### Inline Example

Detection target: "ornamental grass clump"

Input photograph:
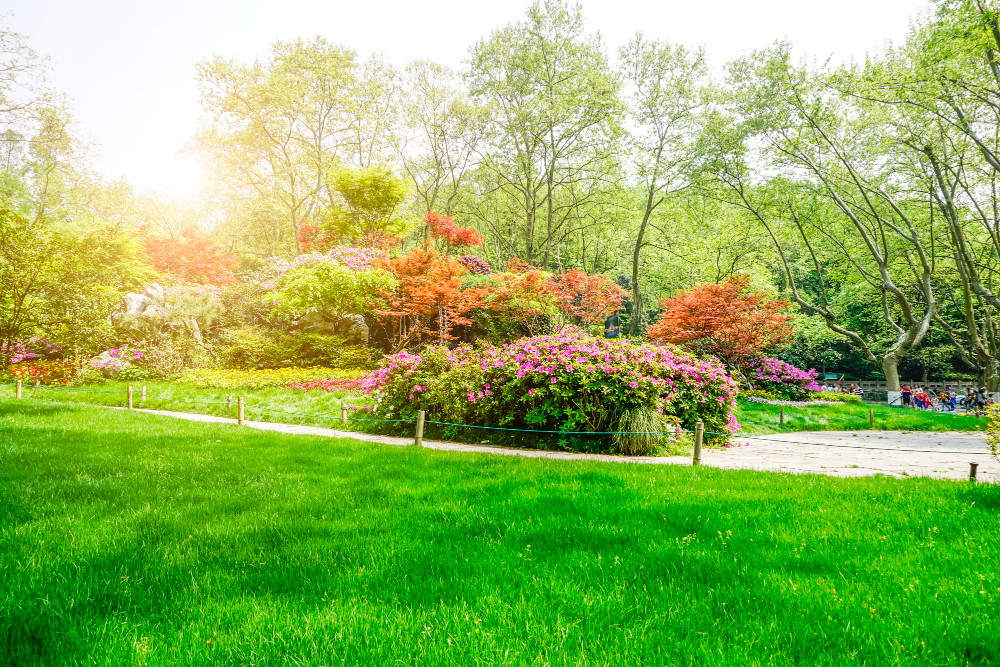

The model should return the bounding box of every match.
[362,330,738,454]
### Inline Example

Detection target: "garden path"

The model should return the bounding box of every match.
[122,408,998,482]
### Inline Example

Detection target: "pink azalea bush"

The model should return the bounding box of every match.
[361,330,739,451]
[276,247,381,278]
[745,356,821,400]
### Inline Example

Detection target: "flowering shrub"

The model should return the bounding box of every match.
[276,247,382,277]
[744,357,820,400]
[362,330,739,453]
[457,254,492,275]
[177,366,364,389]
[0,337,60,365]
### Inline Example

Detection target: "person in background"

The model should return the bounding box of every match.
[946,388,957,411]
[820,381,829,392]
[901,385,912,407]
[914,387,928,410]
[853,384,865,398]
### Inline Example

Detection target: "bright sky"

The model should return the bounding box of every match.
[9,0,929,197]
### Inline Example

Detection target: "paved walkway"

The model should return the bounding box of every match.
[124,408,997,482]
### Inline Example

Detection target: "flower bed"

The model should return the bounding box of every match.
[3,359,84,385]
[361,330,738,454]
[177,366,365,390]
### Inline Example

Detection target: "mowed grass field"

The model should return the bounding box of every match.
[4,381,990,441]
[1,398,999,665]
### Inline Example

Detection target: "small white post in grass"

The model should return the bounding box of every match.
[341,404,348,424]
[33,380,39,397]
[693,420,704,466]
[127,386,133,410]
[15,380,21,399]
[415,410,425,447]
[141,386,146,404]
[238,397,245,426]
[227,395,232,410]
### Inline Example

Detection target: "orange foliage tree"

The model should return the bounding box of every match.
[376,247,486,351]
[647,275,795,368]
[425,211,484,253]
[547,269,629,328]
[141,226,238,285]
[485,259,627,336]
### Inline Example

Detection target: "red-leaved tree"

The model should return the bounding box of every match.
[547,269,629,328]
[376,247,486,351]
[425,211,484,253]
[647,274,795,368]
[141,226,238,285]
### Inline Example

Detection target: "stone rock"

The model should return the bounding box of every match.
[141,304,160,318]
[88,351,128,378]
[184,318,203,344]
[296,311,369,344]
[146,283,164,301]
[342,314,369,345]
[123,292,150,316]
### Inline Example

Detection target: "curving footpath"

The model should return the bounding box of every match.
[119,407,997,482]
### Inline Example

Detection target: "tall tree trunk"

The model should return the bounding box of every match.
[882,353,901,393]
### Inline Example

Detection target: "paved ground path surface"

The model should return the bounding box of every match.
[125,407,998,482]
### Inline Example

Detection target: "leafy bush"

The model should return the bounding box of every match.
[217,326,373,370]
[177,366,364,389]
[361,330,738,454]
[745,357,820,400]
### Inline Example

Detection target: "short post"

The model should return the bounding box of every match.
[693,420,704,466]
[415,409,425,447]
[341,404,348,424]
[779,407,784,425]
[227,395,232,410]
[970,462,979,482]
[127,386,133,410]
[15,380,21,399]
[141,386,146,404]
[33,380,39,397]
[869,408,874,429]
[238,397,245,426]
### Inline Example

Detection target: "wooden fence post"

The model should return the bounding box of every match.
[15,380,21,399]
[779,407,784,425]
[127,386,133,410]
[869,408,874,429]
[33,380,39,397]
[238,397,245,426]
[415,410,425,447]
[141,386,146,404]
[341,404,348,424]
[693,421,704,466]
[227,395,232,410]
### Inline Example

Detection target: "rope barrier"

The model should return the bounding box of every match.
[425,420,680,434]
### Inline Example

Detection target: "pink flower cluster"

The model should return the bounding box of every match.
[277,247,381,277]
[290,377,367,392]
[0,337,59,365]
[362,330,740,435]
[746,356,821,399]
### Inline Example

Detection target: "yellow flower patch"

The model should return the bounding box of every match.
[177,366,365,389]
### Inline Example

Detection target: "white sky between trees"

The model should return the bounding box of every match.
[10,0,928,198]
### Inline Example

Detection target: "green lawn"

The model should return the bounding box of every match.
[736,399,988,436]
[6,380,989,442]
[1,397,999,665]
